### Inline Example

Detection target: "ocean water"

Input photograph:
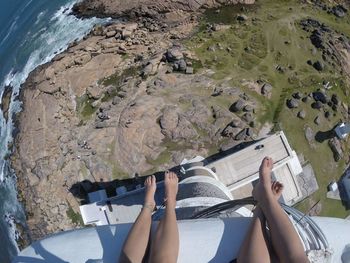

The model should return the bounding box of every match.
[0,1,107,262]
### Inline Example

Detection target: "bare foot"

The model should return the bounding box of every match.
[164,171,178,209]
[271,181,284,201]
[253,157,274,204]
[144,175,156,210]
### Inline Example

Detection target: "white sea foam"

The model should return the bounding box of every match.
[0,1,110,260]
[0,2,108,178]
[0,0,108,187]
[34,10,47,25]
[0,18,19,48]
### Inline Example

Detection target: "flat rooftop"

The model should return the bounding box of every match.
[206,131,303,205]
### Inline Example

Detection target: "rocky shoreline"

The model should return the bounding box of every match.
[11,0,257,243]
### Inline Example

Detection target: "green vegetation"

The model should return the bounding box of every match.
[76,94,97,121]
[101,66,140,87]
[66,202,84,226]
[185,0,350,217]
[106,139,129,180]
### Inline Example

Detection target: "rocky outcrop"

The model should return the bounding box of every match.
[72,0,255,20]
[12,7,262,240]
[1,85,12,122]
[300,18,350,83]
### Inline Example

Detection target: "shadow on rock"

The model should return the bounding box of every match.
[69,167,181,204]
[315,128,336,143]
[69,138,261,206]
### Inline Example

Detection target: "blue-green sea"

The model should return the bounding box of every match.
[0,1,106,262]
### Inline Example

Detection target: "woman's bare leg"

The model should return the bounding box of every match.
[119,175,156,263]
[237,206,271,263]
[150,171,179,263]
[237,180,283,263]
[254,157,309,263]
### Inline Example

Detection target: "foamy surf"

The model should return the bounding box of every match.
[0,0,109,261]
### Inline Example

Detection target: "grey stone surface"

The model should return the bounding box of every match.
[296,164,319,199]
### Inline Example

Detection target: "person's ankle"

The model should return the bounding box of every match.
[259,192,277,208]
[165,198,176,209]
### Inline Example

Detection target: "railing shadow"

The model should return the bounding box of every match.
[69,140,260,205]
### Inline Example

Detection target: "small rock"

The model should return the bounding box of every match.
[297,110,306,119]
[314,116,321,125]
[74,53,92,65]
[175,60,187,72]
[292,92,302,100]
[324,111,330,118]
[329,137,343,161]
[50,206,59,215]
[302,96,309,103]
[313,91,327,104]
[305,126,314,144]
[112,96,122,105]
[331,5,347,18]
[313,60,324,71]
[242,112,254,123]
[331,94,339,106]
[311,101,323,109]
[106,30,116,37]
[230,119,244,128]
[286,98,299,109]
[237,14,248,21]
[185,67,194,74]
[166,48,183,62]
[87,86,104,100]
[243,105,254,112]
[95,121,108,129]
[122,29,132,40]
[207,45,216,52]
[230,99,245,112]
[246,127,253,137]
[222,125,241,138]
[261,83,273,96]
[235,129,247,140]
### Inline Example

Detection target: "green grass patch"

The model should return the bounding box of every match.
[185,0,350,217]
[66,202,84,226]
[101,66,141,87]
[76,94,97,121]
[146,151,172,167]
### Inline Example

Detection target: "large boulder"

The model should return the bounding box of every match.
[305,126,314,145]
[286,98,299,109]
[297,110,306,119]
[74,52,92,65]
[166,48,184,62]
[261,83,273,96]
[160,106,197,141]
[313,60,324,71]
[331,5,347,18]
[87,85,104,100]
[313,91,327,104]
[311,101,323,109]
[230,99,245,112]
[329,138,343,161]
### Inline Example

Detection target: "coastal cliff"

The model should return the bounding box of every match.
[11,0,350,243]
[12,0,257,240]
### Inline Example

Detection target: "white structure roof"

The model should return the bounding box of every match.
[205,131,303,205]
